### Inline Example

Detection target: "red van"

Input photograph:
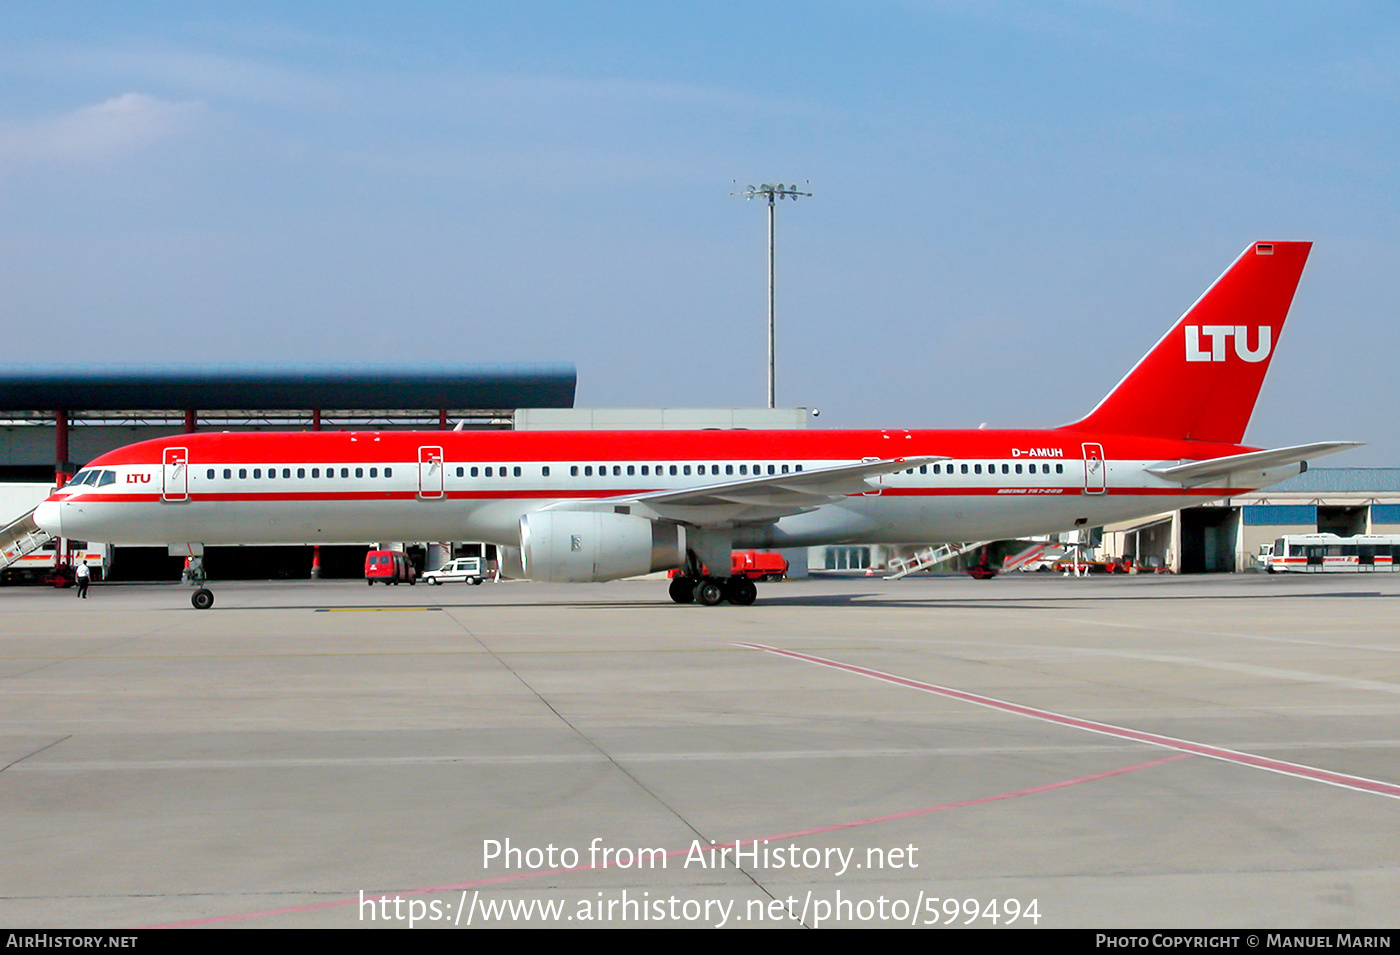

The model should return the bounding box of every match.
[365,550,416,586]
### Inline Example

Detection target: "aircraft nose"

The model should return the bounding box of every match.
[33,500,62,537]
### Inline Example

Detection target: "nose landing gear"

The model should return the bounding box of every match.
[183,554,215,609]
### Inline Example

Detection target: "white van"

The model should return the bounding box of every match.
[421,557,485,585]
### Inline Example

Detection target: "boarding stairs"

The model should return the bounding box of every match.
[1,509,53,571]
[1000,537,1073,573]
[885,541,990,579]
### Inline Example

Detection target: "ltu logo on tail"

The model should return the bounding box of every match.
[1185,325,1272,363]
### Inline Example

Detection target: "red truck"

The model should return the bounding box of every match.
[668,550,788,582]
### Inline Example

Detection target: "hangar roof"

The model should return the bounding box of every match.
[1265,468,1400,493]
[0,364,576,411]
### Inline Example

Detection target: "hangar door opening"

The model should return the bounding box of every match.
[1318,506,1366,538]
[1179,506,1240,574]
[1122,518,1172,572]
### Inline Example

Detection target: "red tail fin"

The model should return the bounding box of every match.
[1062,241,1310,444]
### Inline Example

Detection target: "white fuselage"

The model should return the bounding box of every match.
[36,436,1262,551]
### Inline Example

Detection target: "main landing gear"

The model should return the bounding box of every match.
[668,575,758,607]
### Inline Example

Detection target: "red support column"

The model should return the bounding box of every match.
[54,409,72,574]
[184,409,197,433]
[54,409,70,488]
[312,408,322,432]
[439,407,447,430]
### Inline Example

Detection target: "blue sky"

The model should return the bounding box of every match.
[1,2,1396,462]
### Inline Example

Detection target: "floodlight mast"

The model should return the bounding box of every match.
[733,182,811,409]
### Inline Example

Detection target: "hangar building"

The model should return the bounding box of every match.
[1103,468,1400,573]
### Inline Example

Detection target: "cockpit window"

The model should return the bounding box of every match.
[69,469,118,487]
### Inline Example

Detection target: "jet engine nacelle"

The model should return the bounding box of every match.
[520,511,686,583]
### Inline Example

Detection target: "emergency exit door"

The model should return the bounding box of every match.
[1082,443,1106,495]
[418,446,444,499]
[162,447,188,502]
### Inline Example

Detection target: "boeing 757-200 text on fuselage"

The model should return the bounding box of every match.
[36,241,1358,608]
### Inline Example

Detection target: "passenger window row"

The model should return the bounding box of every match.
[456,466,525,478]
[204,467,394,480]
[568,463,802,478]
[195,461,1066,483]
[902,463,1066,476]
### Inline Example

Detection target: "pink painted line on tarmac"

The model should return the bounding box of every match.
[143,754,1185,928]
[744,751,1190,842]
[734,642,1400,801]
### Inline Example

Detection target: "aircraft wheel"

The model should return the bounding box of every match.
[693,578,725,606]
[725,576,757,606]
[191,588,215,610]
[668,576,694,604]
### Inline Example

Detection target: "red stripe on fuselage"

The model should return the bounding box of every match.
[81,428,1255,469]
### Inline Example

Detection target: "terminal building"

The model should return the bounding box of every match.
[0,364,807,581]
[0,363,574,580]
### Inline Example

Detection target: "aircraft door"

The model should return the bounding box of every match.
[162,447,189,502]
[418,446,445,499]
[1081,443,1106,495]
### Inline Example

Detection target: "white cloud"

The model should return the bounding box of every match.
[0,93,205,164]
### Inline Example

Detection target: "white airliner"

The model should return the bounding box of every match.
[35,241,1357,608]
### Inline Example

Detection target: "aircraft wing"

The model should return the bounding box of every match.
[1146,441,1362,486]
[541,455,948,525]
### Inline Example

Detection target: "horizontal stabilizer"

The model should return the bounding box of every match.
[1147,442,1362,485]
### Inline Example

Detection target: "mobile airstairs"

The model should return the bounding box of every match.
[1,508,53,571]
[884,535,1077,579]
[884,541,992,579]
